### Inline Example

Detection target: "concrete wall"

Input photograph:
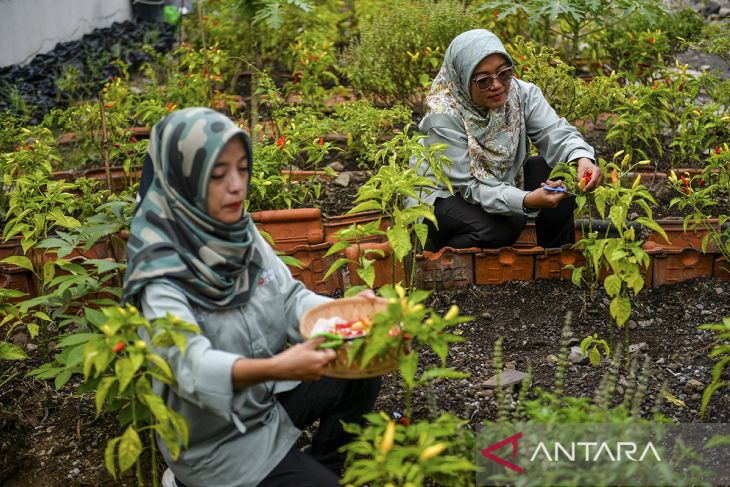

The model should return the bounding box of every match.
[0,0,132,67]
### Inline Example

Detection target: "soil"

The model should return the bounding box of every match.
[2,277,728,486]
[374,276,730,427]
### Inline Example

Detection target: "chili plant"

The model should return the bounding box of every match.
[348,127,452,289]
[668,144,730,264]
[341,284,476,486]
[39,305,200,485]
[699,316,730,418]
[322,220,387,293]
[553,152,668,359]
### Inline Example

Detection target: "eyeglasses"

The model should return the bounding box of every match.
[472,66,514,90]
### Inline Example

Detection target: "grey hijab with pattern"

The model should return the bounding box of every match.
[123,107,262,310]
[420,29,524,182]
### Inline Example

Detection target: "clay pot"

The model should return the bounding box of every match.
[251,208,324,251]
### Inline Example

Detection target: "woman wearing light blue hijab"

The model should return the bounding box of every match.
[414,29,603,250]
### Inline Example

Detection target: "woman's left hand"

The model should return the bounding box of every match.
[576,158,603,192]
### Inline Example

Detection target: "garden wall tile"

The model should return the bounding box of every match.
[283,242,342,295]
[414,247,476,290]
[252,208,324,251]
[648,248,715,286]
[714,256,730,280]
[474,247,541,285]
[535,245,585,280]
[647,219,719,251]
[0,265,37,301]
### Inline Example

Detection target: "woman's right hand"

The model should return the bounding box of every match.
[271,337,337,381]
[523,180,567,209]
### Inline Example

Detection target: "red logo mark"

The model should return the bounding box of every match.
[481,432,523,473]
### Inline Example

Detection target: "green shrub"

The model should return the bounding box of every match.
[340,0,479,104]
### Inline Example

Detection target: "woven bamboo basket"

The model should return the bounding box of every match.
[300,296,401,379]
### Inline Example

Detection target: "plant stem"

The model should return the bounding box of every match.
[97,92,112,193]
[196,2,214,106]
[151,428,158,487]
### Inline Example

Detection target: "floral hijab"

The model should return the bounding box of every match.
[420,29,524,182]
[123,108,262,310]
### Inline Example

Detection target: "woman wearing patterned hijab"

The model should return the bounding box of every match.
[123,108,380,487]
[413,29,603,250]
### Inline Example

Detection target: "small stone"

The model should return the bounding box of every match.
[656,357,665,365]
[546,354,559,364]
[701,310,713,316]
[716,288,724,295]
[691,393,701,401]
[567,337,581,347]
[482,369,529,389]
[628,342,647,353]
[333,172,351,187]
[481,312,492,320]
[629,320,638,330]
[327,161,345,172]
[27,343,38,351]
[505,361,516,369]
[684,379,704,393]
[568,346,588,365]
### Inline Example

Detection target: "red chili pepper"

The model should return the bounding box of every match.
[113,342,126,353]
[698,179,705,187]
[400,417,409,426]
[652,80,659,90]
[716,147,722,155]
[276,134,286,150]
[318,136,325,146]
[679,80,685,92]
[648,37,656,44]
[202,68,207,77]
[664,79,671,87]
[130,136,138,143]
[114,143,120,149]
[680,175,689,186]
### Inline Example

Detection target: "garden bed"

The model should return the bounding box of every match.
[2,276,728,485]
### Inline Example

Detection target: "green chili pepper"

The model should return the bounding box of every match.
[312,332,344,349]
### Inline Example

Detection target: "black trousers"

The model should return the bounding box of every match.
[258,376,381,486]
[174,376,380,487]
[426,156,576,250]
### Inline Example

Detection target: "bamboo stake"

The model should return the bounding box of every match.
[196,1,214,105]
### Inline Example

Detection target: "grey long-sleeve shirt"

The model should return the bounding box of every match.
[139,228,330,487]
[413,79,595,215]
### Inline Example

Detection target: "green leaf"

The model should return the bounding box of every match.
[604,274,621,297]
[588,346,600,367]
[57,332,98,348]
[105,437,121,479]
[386,226,411,262]
[323,258,350,281]
[356,264,376,289]
[85,308,107,329]
[0,256,33,271]
[0,341,28,360]
[117,426,142,474]
[115,357,135,393]
[610,296,631,326]
[399,350,418,389]
[27,323,39,339]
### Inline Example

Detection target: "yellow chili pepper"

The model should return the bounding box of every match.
[669,170,678,183]
[420,443,447,461]
[444,305,459,321]
[632,174,641,189]
[380,421,396,454]
[135,340,147,350]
